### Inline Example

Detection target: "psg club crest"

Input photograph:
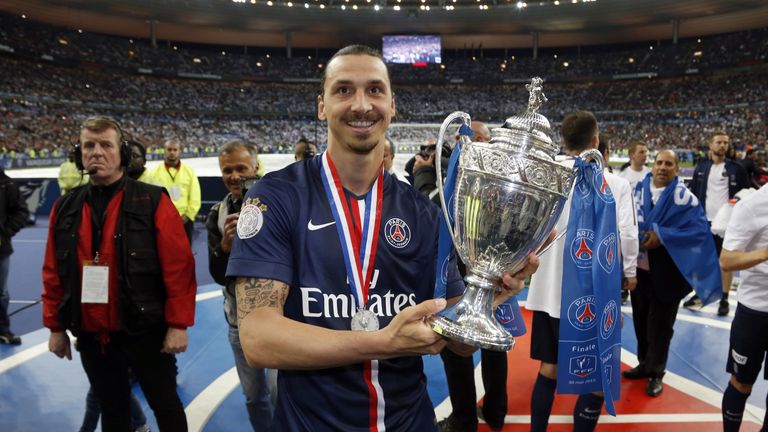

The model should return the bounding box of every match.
[385,218,411,249]
[570,229,595,269]
[594,171,615,204]
[596,233,617,273]
[496,302,515,325]
[567,295,597,331]
[600,300,618,340]
[569,355,597,378]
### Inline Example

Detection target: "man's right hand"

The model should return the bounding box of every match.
[49,331,72,360]
[221,212,240,253]
[381,298,447,356]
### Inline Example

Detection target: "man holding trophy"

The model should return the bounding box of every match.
[226,45,540,431]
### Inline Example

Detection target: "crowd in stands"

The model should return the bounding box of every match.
[2,13,767,82]
[0,12,765,166]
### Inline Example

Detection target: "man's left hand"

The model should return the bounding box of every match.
[494,253,541,307]
[161,328,189,354]
[624,276,638,291]
[642,231,661,250]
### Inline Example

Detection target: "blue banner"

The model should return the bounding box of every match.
[434,139,463,300]
[634,174,721,305]
[557,158,622,415]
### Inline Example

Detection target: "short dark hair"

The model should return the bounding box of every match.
[598,134,610,157]
[561,110,597,152]
[320,45,390,97]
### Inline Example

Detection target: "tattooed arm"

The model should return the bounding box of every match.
[235,277,451,370]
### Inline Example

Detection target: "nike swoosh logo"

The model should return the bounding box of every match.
[307,220,336,231]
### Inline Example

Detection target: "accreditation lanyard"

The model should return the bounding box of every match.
[319,152,384,311]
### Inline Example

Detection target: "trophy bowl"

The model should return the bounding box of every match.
[431,78,596,351]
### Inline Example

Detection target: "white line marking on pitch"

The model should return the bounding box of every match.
[0,289,223,375]
[186,367,240,432]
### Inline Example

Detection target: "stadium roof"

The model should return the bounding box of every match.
[2,0,767,49]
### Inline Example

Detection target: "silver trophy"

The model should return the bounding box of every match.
[431,77,603,351]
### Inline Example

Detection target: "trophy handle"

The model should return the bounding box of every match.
[435,111,472,251]
[536,148,606,257]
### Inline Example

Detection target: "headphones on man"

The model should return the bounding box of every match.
[73,116,132,171]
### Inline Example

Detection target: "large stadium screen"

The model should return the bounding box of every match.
[382,35,441,65]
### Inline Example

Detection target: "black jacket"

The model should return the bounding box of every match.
[0,170,29,257]
[690,159,750,211]
[52,178,167,335]
[206,193,242,327]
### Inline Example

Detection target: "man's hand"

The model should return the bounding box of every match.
[382,298,448,356]
[49,331,72,360]
[413,153,435,172]
[494,252,541,307]
[624,276,638,291]
[642,231,661,250]
[161,328,189,354]
[221,213,240,253]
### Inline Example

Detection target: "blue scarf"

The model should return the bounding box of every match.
[434,125,526,337]
[558,158,622,415]
[634,174,721,305]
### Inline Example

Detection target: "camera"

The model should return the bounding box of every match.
[418,142,452,159]
[240,176,260,197]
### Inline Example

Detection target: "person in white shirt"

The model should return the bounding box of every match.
[619,141,651,190]
[527,110,613,432]
[618,141,651,190]
[686,131,750,315]
[599,137,639,305]
[719,183,768,432]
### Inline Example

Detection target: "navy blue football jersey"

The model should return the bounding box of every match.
[227,156,465,431]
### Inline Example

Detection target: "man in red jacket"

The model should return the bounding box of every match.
[41,116,196,432]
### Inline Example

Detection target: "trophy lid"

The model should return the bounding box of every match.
[501,77,555,150]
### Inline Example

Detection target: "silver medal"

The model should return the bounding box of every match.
[351,308,379,332]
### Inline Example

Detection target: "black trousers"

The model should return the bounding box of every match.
[629,269,681,379]
[440,348,508,428]
[78,330,187,432]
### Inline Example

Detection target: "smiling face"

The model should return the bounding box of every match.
[652,149,679,188]
[80,127,124,186]
[219,147,257,199]
[317,54,396,156]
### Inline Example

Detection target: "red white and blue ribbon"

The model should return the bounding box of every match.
[319,151,386,430]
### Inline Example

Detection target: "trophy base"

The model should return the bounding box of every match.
[431,279,514,352]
